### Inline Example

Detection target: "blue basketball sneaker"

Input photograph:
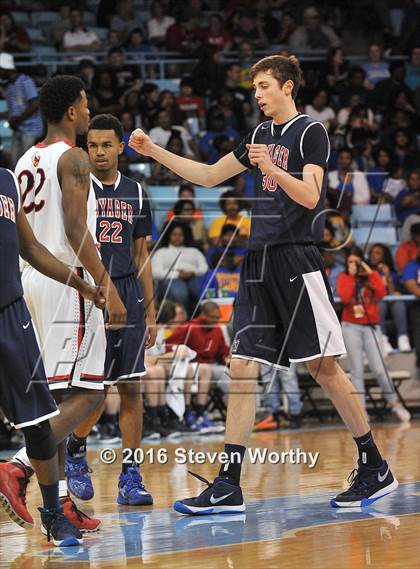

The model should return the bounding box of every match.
[330,460,398,507]
[39,507,83,547]
[117,467,153,506]
[65,448,94,501]
[173,471,245,515]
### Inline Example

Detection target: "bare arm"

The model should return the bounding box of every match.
[18,208,105,308]
[133,236,156,348]
[404,279,420,298]
[129,129,246,187]
[246,143,323,209]
[58,147,127,328]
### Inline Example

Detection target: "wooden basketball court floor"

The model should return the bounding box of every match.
[0,421,419,569]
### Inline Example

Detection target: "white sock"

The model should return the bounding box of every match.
[11,447,32,470]
[58,479,68,499]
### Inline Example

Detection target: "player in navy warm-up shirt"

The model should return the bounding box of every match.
[65,114,156,507]
[0,166,104,544]
[128,55,397,513]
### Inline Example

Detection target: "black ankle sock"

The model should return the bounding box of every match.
[218,444,246,485]
[354,431,383,468]
[39,481,60,511]
[122,450,139,474]
[157,405,167,419]
[103,413,117,425]
[67,433,87,457]
[146,406,158,419]
[194,404,206,417]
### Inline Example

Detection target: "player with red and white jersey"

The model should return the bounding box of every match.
[8,75,127,534]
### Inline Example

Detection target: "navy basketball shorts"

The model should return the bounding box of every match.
[0,297,59,429]
[104,274,148,385]
[231,243,346,369]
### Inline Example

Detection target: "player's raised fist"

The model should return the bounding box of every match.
[128,129,154,157]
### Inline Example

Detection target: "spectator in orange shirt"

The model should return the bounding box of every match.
[208,190,251,246]
[395,222,420,273]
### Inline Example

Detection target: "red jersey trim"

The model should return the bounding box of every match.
[35,138,75,148]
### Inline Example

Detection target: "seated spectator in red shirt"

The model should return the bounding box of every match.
[0,12,31,53]
[167,301,229,431]
[175,77,205,120]
[166,13,202,53]
[396,222,420,273]
[201,15,231,50]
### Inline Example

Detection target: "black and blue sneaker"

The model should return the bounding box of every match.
[330,460,398,508]
[39,507,83,546]
[65,447,94,501]
[173,471,245,515]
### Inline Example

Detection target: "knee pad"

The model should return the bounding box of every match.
[22,421,57,461]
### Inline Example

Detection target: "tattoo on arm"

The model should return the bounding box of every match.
[68,151,90,192]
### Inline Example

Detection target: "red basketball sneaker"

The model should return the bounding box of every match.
[60,495,101,532]
[0,461,33,528]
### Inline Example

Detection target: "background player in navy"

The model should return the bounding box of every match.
[0,167,105,545]
[65,114,156,506]
[129,55,397,513]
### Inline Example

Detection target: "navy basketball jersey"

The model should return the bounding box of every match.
[92,172,152,278]
[233,114,330,249]
[0,168,23,309]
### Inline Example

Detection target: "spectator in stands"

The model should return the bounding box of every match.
[206,223,246,266]
[289,6,340,51]
[167,301,229,432]
[139,82,160,130]
[336,93,372,134]
[391,128,418,172]
[222,63,252,112]
[304,89,336,131]
[0,53,43,167]
[208,190,251,246]
[110,0,145,41]
[171,199,208,250]
[90,69,122,115]
[147,1,175,48]
[238,40,254,89]
[318,240,345,295]
[199,109,239,164]
[125,27,153,54]
[62,8,102,53]
[396,222,420,273]
[152,221,208,308]
[372,61,412,114]
[107,30,122,49]
[254,364,302,430]
[401,242,420,376]
[158,90,186,128]
[405,46,420,92]
[165,12,202,53]
[369,243,411,353]
[149,109,194,158]
[201,232,243,299]
[106,47,142,91]
[277,11,297,45]
[367,147,392,201]
[215,90,240,131]
[32,64,48,90]
[175,77,205,121]
[120,111,141,162]
[255,0,281,44]
[50,5,72,47]
[173,302,188,326]
[337,247,410,422]
[77,58,96,91]
[328,148,370,216]
[362,44,390,89]
[191,46,225,98]
[339,66,369,107]
[166,182,203,221]
[0,12,31,53]
[324,47,350,92]
[231,11,268,50]
[151,133,186,184]
[395,168,420,242]
[201,14,231,50]
[381,163,405,203]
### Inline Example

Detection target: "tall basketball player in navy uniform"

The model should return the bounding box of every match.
[65,114,156,506]
[0,167,105,545]
[129,55,398,513]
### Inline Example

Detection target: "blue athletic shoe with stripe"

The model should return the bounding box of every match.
[330,460,398,508]
[173,471,245,515]
[65,448,94,501]
[39,507,83,547]
[117,467,153,506]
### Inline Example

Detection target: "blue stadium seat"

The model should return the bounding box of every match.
[128,162,152,178]
[193,186,233,202]
[351,226,398,246]
[0,101,7,114]
[33,45,57,56]
[0,121,13,149]
[351,204,395,227]
[11,11,30,25]
[31,11,56,29]
[147,185,178,205]
[27,28,46,43]
[153,79,181,94]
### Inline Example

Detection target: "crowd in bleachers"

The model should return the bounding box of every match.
[0,0,419,447]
